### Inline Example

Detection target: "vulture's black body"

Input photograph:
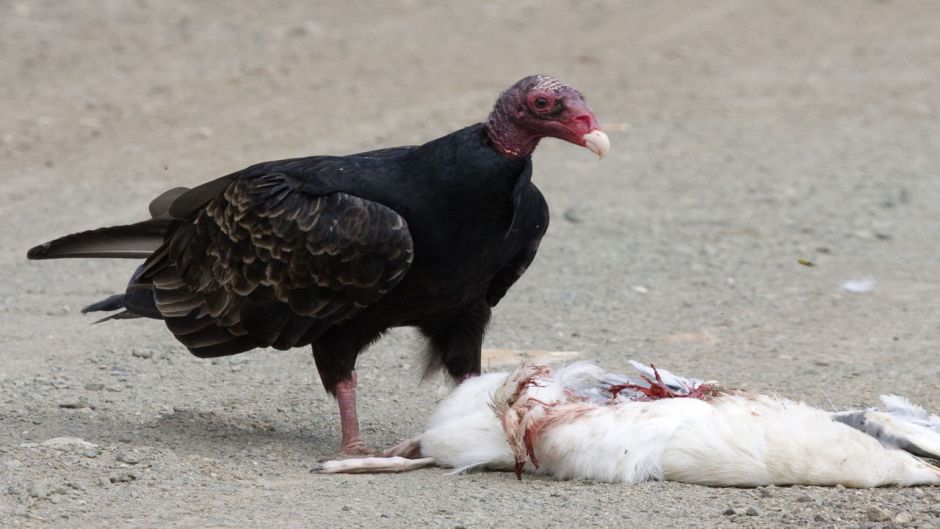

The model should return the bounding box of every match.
[28,123,549,392]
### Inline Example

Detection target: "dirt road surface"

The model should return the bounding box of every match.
[2,1,939,527]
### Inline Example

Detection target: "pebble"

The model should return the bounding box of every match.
[745,507,760,517]
[894,511,913,524]
[82,448,100,458]
[562,207,584,224]
[116,451,141,465]
[67,479,89,491]
[132,349,154,359]
[109,471,138,483]
[84,383,105,391]
[58,399,94,410]
[867,506,893,522]
[29,479,56,499]
[40,437,97,451]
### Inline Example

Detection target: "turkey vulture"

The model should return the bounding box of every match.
[320,360,940,487]
[27,75,609,454]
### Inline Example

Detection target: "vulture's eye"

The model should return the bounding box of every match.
[534,97,549,109]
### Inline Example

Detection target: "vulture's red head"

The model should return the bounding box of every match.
[487,75,609,160]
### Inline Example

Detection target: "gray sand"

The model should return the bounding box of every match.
[2,1,939,527]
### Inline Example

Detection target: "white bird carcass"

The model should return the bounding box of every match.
[320,361,940,488]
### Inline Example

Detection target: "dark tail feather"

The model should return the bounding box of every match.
[80,264,164,323]
[27,218,172,260]
[82,294,126,313]
[82,293,146,323]
[91,311,141,324]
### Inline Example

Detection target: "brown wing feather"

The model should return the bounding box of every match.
[145,172,413,355]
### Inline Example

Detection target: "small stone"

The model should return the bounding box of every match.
[58,399,93,410]
[116,451,141,465]
[40,437,97,451]
[97,476,111,487]
[67,480,88,491]
[82,449,100,458]
[814,514,827,522]
[132,349,153,359]
[29,479,55,499]
[109,472,138,483]
[795,494,813,503]
[722,508,737,516]
[745,507,760,516]
[562,207,584,224]
[894,512,913,524]
[867,506,893,522]
[84,383,105,391]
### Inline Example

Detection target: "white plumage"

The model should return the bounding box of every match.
[320,361,940,488]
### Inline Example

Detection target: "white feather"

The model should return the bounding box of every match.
[419,373,514,471]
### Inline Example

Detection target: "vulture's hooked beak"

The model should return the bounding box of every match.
[563,98,610,160]
[582,130,610,160]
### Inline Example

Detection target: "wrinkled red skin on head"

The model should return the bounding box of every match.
[486,75,601,159]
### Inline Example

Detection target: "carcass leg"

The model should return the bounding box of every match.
[317,456,436,474]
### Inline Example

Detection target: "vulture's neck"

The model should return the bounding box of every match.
[485,106,538,160]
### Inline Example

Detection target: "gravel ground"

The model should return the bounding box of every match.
[2,1,939,527]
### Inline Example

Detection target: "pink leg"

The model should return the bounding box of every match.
[336,371,372,455]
